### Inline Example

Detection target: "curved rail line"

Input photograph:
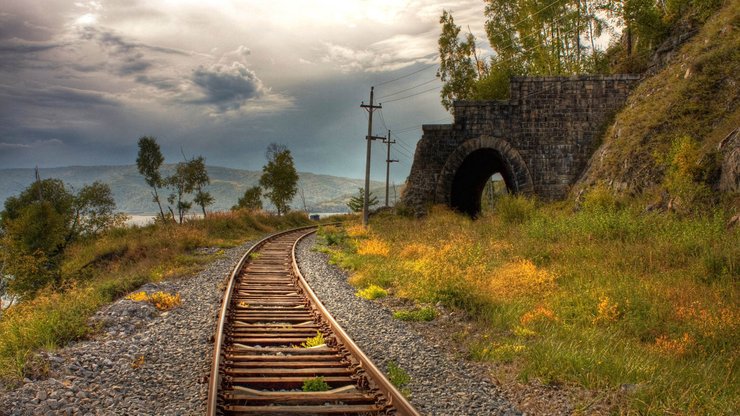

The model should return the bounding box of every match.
[207,226,421,415]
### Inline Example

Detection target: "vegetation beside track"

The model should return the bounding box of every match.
[318,197,738,415]
[0,210,312,386]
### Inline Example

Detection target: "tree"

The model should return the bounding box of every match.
[259,143,299,216]
[438,10,480,111]
[437,1,621,106]
[166,161,195,224]
[136,136,167,222]
[187,156,214,217]
[74,181,126,236]
[232,186,263,211]
[0,177,122,298]
[347,188,378,213]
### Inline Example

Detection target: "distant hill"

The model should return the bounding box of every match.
[0,165,389,214]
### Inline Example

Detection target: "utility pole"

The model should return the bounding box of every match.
[383,130,398,207]
[360,87,382,226]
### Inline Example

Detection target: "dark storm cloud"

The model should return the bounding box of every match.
[0,38,61,53]
[0,84,119,108]
[75,26,188,78]
[90,28,188,57]
[0,38,65,71]
[134,74,180,92]
[116,53,152,75]
[190,63,266,111]
[0,12,55,41]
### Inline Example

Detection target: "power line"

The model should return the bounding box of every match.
[377,109,390,132]
[392,116,453,134]
[377,77,439,100]
[372,58,438,87]
[381,85,440,104]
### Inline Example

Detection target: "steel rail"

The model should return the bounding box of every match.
[206,225,317,415]
[292,229,421,416]
[206,224,422,415]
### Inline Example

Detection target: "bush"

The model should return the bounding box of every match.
[356,284,388,300]
[494,195,536,224]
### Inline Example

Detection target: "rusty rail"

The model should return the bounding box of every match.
[206,225,421,415]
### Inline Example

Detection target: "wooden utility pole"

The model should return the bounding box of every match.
[383,130,398,207]
[360,87,382,226]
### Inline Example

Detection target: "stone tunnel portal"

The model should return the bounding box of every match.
[450,148,514,217]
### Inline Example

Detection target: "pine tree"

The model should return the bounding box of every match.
[347,188,378,213]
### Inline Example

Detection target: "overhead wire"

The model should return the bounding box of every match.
[376,77,439,100]
[372,57,438,87]
[380,85,441,104]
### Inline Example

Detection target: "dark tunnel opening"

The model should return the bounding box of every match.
[450,148,514,217]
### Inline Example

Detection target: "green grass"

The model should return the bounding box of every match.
[387,360,411,397]
[0,210,312,386]
[393,306,437,322]
[319,199,739,414]
[302,376,331,392]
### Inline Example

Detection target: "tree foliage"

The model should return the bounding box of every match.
[232,186,263,211]
[136,136,213,223]
[166,161,195,224]
[187,156,214,217]
[259,143,299,216]
[0,178,122,298]
[438,1,726,107]
[438,10,481,110]
[136,136,166,221]
[347,188,379,213]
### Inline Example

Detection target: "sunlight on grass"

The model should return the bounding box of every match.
[320,198,739,414]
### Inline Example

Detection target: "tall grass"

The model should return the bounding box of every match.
[322,198,739,414]
[0,210,311,385]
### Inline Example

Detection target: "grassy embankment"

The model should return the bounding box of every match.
[313,6,740,413]
[0,210,312,385]
[319,197,738,414]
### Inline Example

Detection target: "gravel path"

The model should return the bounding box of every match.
[296,234,520,416]
[0,242,254,416]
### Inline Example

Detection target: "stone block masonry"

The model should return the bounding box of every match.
[402,74,641,216]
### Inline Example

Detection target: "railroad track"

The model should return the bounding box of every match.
[207,226,421,416]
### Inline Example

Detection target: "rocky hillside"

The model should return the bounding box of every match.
[0,165,386,214]
[577,3,739,200]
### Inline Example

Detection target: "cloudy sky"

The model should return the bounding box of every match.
[0,0,490,182]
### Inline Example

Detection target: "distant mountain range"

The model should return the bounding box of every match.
[0,165,395,214]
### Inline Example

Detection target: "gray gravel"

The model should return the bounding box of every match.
[0,241,254,416]
[1,232,521,416]
[296,234,520,416]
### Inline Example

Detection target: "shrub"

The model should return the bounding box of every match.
[126,291,182,311]
[494,195,536,224]
[582,182,621,212]
[356,284,388,300]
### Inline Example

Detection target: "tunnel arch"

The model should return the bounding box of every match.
[435,136,533,217]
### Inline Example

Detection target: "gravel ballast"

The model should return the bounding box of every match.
[295,234,520,416]
[1,231,521,416]
[0,242,255,416]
